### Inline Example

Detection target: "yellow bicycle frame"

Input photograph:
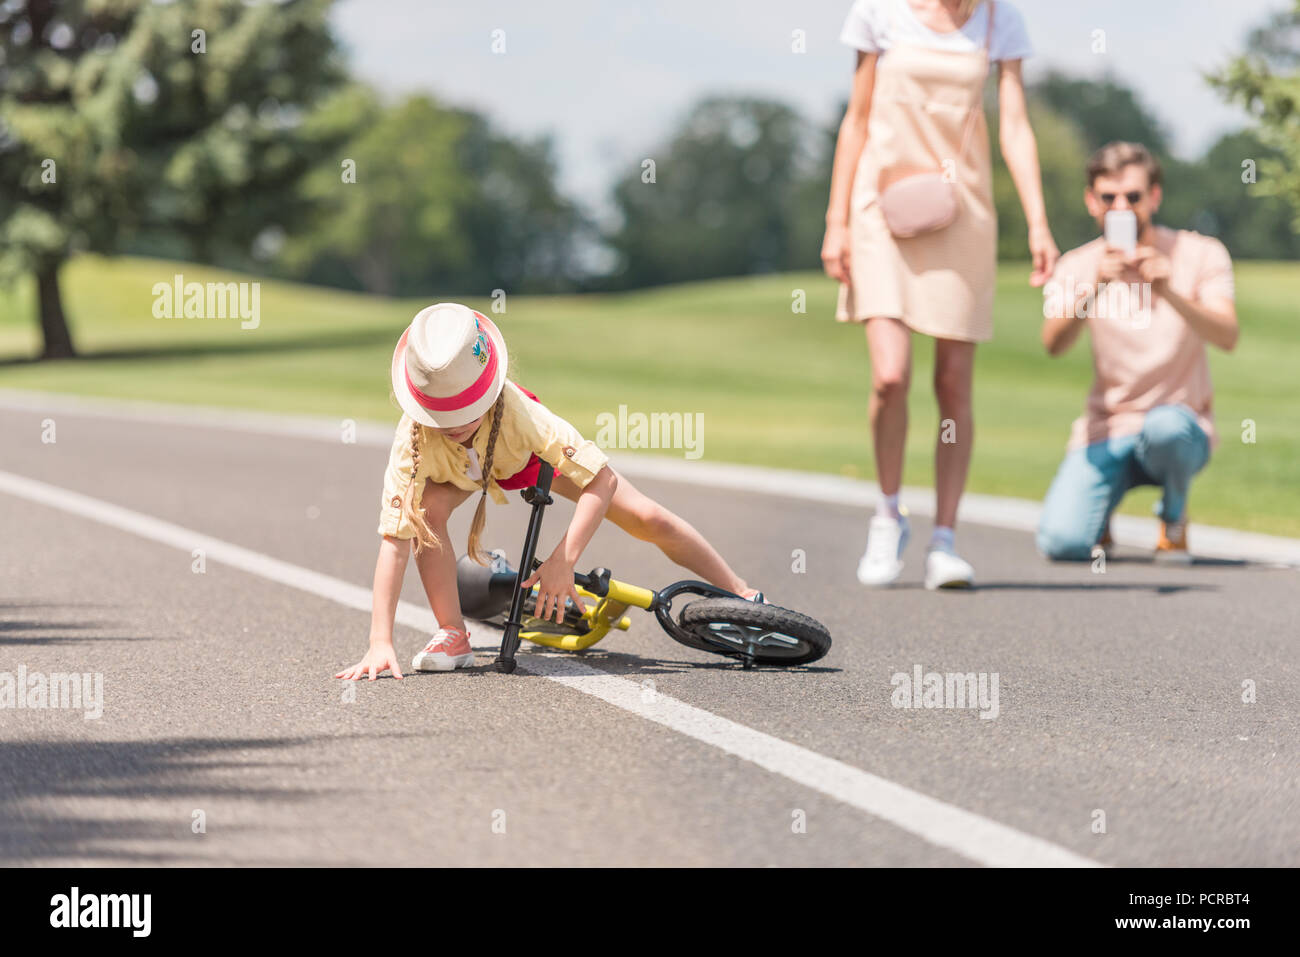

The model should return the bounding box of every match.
[518,577,657,651]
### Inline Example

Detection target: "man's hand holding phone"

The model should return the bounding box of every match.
[1132,246,1172,295]
[1097,245,1130,284]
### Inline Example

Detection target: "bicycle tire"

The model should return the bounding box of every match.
[676,598,831,666]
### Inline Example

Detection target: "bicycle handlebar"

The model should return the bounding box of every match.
[529,557,612,597]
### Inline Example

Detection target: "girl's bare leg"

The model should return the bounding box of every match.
[552,470,751,594]
[411,481,475,631]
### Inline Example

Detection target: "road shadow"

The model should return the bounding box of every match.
[521,647,841,677]
[443,608,843,676]
[970,581,1217,595]
[0,327,394,368]
[1095,553,1253,568]
[0,735,339,865]
[884,580,1217,594]
[0,608,167,647]
[380,643,840,678]
[0,601,124,610]
[0,634,159,646]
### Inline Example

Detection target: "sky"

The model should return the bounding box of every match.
[331,0,1287,219]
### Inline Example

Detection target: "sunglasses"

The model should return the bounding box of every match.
[1098,191,1145,207]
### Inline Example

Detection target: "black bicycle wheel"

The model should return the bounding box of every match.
[676,598,831,666]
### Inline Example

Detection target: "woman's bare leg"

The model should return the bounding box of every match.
[411,481,475,631]
[933,338,976,529]
[865,317,912,496]
[552,470,751,594]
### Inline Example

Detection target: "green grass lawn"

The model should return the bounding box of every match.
[1,255,1296,535]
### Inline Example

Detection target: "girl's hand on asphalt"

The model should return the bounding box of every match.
[522,559,586,624]
[821,221,851,283]
[1028,223,1060,288]
[335,645,404,681]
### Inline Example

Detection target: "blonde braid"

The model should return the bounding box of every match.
[401,420,441,555]
[466,393,507,565]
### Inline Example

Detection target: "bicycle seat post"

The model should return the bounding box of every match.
[495,466,555,673]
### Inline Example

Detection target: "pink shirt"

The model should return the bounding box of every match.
[1046,226,1235,452]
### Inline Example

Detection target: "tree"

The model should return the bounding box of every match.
[998,74,1297,260]
[605,97,818,289]
[281,90,475,297]
[0,0,346,358]
[1006,71,1176,256]
[1208,0,1300,232]
[282,92,586,297]
[455,112,588,295]
[1195,130,1300,259]
[1030,71,1171,156]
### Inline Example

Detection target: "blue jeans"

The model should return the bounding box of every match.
[1037,405,1210,561]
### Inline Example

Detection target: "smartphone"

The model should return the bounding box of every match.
[1104,209,1137,254]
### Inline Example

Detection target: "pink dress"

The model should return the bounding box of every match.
[836,2,998,342]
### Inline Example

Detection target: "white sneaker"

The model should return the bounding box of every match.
[924,545,974,590]
[411,627,475,672]
[857,510,910,587]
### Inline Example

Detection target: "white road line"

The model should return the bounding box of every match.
[530,654,1099,867]
[0,467,1100,868]
[0,469,437,633]
[3,387,1297,565]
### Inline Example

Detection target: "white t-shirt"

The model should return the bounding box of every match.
[840,0,1033,62]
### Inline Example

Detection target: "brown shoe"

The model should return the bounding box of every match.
[1154,517,1192,564]
[1097,522,1114,550]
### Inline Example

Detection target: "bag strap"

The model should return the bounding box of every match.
[954,0,995,164]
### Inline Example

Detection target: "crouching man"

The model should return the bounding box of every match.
[1038,142,1238,563]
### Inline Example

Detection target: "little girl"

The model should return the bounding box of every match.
[336,302,764,679]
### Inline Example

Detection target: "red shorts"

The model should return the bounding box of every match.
[495,386,561,491]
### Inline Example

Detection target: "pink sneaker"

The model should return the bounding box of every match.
[411,627,475,672]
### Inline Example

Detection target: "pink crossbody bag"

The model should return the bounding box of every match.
[877,0,995,239]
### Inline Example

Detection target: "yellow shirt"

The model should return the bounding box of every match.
[378,380,610,538]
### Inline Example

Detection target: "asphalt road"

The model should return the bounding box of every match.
[0,401,1296,866]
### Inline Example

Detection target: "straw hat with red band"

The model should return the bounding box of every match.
[390,303,509,428]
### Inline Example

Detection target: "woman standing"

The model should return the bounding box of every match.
[823,0,1057,589]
